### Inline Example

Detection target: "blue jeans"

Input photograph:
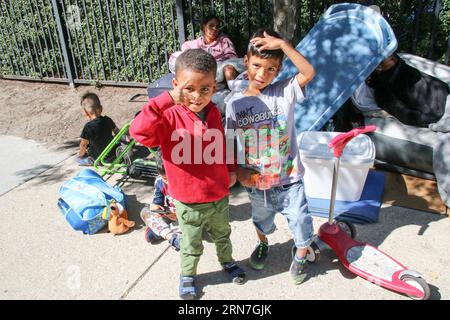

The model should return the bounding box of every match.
[245,180,314,248]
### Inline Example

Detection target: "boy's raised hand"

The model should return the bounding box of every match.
[250,31,316,88]
[250,31,286,51]
[169,78,191,105]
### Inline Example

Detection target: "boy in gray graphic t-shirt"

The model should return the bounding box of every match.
[225,28,316,285]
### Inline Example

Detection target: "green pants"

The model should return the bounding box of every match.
[174,196,233,276]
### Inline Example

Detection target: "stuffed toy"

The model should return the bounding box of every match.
[106,201,135,235]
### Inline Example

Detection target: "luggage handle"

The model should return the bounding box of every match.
[328,125,377,158]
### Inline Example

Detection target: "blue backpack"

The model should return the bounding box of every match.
[57,168,126,234]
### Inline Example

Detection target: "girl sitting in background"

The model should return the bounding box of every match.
[169,14,244,88]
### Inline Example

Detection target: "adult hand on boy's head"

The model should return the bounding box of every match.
[250,31,286,51]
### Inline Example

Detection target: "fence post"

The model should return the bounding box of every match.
[427,0,442,60]
[51,0,75,87]
[446,35,450,65]
[175,0,186,48]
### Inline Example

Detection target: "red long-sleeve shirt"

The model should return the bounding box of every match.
[130,91,233,203]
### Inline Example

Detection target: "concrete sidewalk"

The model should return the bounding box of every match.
[0,153,449,300]
[0,135,72,196]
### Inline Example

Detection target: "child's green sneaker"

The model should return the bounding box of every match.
[222,261,247,284]
[290,247,308,285]
[249,241,269,270]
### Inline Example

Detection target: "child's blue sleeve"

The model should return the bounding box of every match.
[152,178,165,206]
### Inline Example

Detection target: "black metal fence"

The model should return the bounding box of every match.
[0,0,449,87]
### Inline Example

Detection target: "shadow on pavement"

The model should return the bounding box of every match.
[193,239,356,299]
[21,163,78,187]
[124,194,147,230]
[52,139,79,152]
[229,202,252,222]
[194,203,447,300]
[353,206,447,248]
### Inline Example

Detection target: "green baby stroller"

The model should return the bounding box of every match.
[93,121,159,180]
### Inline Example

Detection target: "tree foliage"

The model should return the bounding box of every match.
[294,0,450,62]
[0,0,448,84]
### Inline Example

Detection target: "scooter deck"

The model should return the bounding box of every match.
[274,3,397,133]
[346,244,404,281]
[318,224,426,298]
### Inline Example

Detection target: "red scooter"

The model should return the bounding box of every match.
[305,126,430,300]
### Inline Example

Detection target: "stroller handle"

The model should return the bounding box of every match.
[328,125,377,158]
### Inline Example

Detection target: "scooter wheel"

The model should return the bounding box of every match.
[306,242,321,263]
[336,219,357,239]
[400,274,431,300]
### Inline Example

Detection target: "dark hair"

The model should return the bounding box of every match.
[155,152,165,176]
[175,48,217,77]
[201,14,220,28]
[80,92,102,114]
[247,28,284,63]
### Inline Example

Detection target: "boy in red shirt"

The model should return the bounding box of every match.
[130,49,245,300]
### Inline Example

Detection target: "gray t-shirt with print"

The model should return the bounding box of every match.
[225,76,306,186]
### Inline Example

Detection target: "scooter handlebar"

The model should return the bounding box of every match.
[328,125,377,158]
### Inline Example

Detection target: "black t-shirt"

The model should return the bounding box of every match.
[368,54,449,127]
[80,116,117,160]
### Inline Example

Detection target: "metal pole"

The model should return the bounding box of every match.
[89,0,106,80]
[187,0,194,39]
[130,0,145,81]
[139,0,153,81]
[81,0,99,80]
[105,0,119,81]
[148,0,161,73]
[445,35,450,65]
[113,0,128,81]
[175,0,186,46]
[427,0,442,60]
[51,0,75,86]
[97,0,112,78]
[35,0,55,78]
[27,0,48,78]
[121,0,136,80]
[411,0,423,54]
[328,157,341,225]
[158,0,169,67]
[2,2,28,75]
[47,0,65,78]
[14,3,39,77]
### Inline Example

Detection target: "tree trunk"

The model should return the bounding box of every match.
[272,0,301,44]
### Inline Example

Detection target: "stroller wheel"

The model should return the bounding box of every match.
[116,144,134,166]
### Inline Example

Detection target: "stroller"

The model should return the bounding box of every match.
[93,121,159,180]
